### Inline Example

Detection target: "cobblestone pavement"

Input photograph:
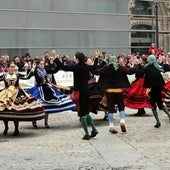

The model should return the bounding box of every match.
[0,108,169,170]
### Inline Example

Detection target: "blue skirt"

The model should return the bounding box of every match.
[27,85,76,114]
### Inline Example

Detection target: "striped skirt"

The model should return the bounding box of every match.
[0,87,45,121]
[26,85,76,114]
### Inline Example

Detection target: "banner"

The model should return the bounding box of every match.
[54,71,73,87]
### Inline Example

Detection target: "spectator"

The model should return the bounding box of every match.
[62,54,75,66]
[148,43,159,57]
[45,58,59,84]
[0,55,7,72]
[25,53,32,63]
[13,56,24,71]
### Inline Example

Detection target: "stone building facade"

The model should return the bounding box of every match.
[129,0,170,54]
[0,0,169,57]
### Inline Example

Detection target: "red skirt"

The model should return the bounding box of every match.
[124,78,151,109]
[162,81,170,111]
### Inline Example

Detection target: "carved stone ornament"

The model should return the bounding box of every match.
[131,20,153,27]
[164,2,170,9]
[129,0,136,10]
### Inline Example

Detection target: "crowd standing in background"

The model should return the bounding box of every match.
[0,43,170,139]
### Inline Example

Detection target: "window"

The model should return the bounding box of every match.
[131,1,152,16]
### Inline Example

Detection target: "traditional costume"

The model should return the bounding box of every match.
[26,67,76,114]
[0,72,45,121]
[95,55,136,133]
[124,63,151,111]
[54,53,98,140]
[139,55,170,128]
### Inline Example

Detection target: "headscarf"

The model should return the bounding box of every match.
[146,55,164,72]
[108,55,119,71]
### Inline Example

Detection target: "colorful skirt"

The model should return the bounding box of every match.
[27,85,76,114]
[162,81,170,111]
[0,87,45,121]
[124,78,151,109]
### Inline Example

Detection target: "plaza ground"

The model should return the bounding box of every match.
[0,108,170,170]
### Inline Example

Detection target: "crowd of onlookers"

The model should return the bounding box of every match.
[0,43,170,74]
[0,50,76,73]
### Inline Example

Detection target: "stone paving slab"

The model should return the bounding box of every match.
[0,108,169,170]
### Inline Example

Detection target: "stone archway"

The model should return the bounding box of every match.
[129,0,170,52]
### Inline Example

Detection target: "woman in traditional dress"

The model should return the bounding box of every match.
[27,59,75,128]
[124,55,151,115]
[0,62,45,135]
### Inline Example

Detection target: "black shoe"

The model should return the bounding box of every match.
[91,108,98,114]
[32,122,37,128]
[91,129,98,138]
[45,123,50,128]
[134,110,146,116]
[3,127,9,136]
[82,135,91,140]
[154,123,161,128]
[13,130,20,136]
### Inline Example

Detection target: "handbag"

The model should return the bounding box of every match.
[70,91,80,112]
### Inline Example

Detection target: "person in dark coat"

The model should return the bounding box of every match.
[54,52,98,140]
[45,58,59,84]
[139,55,170,128]
[13,56,24,72]
[94,55,136,133]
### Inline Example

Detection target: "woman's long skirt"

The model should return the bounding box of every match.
[124,78,151,109]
